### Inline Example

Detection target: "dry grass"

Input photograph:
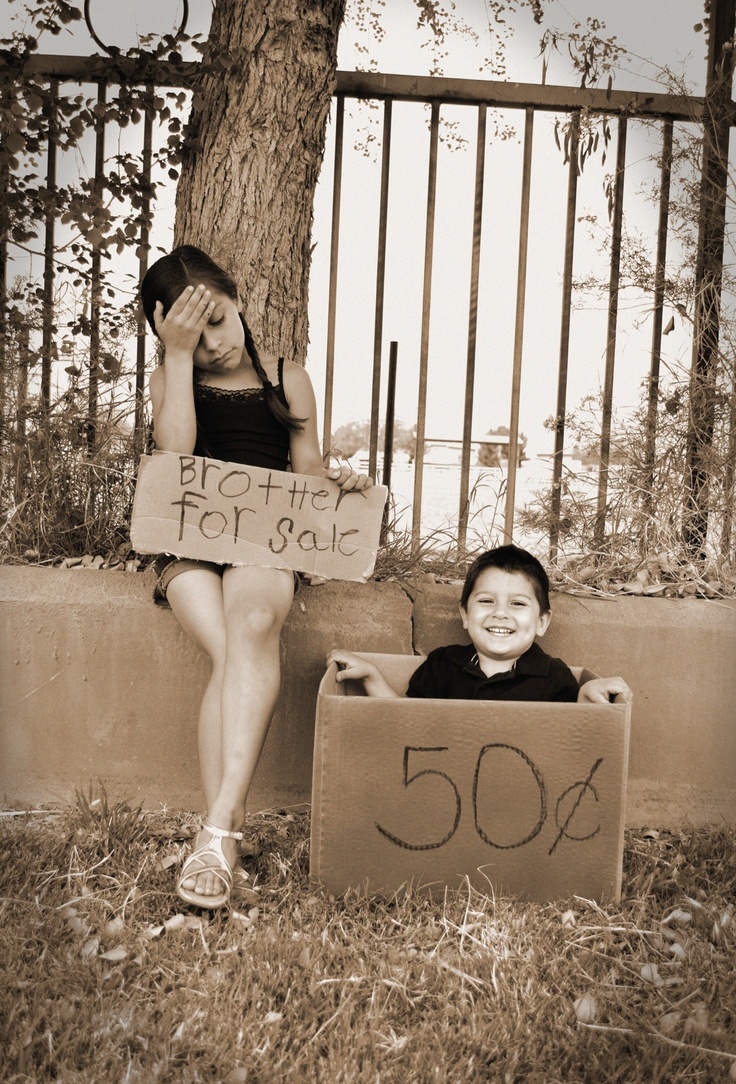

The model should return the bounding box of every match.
[1,792,735,1084]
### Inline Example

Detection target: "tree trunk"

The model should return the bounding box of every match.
[173,0,345,363]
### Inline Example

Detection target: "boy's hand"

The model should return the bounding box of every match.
[578,676,633,704]
[326,649,401,698]
[326,649,377,684]
[325,466,374,492]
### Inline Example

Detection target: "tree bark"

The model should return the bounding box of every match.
[173,0,346,363]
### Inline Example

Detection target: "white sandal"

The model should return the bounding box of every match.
[176,821,244,910]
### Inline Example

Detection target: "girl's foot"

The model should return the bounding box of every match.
[177,822,244,909]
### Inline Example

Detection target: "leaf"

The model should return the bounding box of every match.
[164,913,186,931]
[561,909,576,928]
[100,945,128,962]
[224,1071,249,1084]
[81,937,99,958]
[662,908,692,925]
[659,1011,682,1035]
[156,854,179,871]
[574,994,597,1023]
[641,962,663,985]
[264,1012,283,1024]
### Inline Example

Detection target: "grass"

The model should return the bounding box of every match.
[1,794,735,1084]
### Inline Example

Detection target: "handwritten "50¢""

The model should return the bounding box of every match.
[375,744,604,857]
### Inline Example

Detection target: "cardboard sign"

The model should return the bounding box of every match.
[310,653,631,903]
[131,451,387,582]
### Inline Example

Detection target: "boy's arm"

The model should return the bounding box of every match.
[326,649,403,698]
[578,676,633,704]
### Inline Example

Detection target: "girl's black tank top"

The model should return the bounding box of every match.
[192,357,291,470]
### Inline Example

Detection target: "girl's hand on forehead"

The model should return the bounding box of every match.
[153,284,216,357]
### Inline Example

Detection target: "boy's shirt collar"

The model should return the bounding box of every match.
[449,640,552,681]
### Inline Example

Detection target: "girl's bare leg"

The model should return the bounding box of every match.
[165,568,227,807]
[167,564,294,900]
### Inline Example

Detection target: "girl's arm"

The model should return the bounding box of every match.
[149,285,215,453]
[283,363,373,490]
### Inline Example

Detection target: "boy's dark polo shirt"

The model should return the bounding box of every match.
[405,642,579,702]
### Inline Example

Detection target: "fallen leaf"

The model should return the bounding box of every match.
[105,916,125,937]
[574,995,597,1023]
[156,854,179,872]
[662,908,692,925]
[164,913,186,931]
[641,963,664,985]
[100,945,128,962]
[224,1070,249,1084]
[81,937,99,958]
[659,1011,682,1035]
[143,924,165,940]
[561,909,576,928]
[264,1012,283,1024]
[685,1004,708,1034]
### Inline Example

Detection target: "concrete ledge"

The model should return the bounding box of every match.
[1,567,734,825]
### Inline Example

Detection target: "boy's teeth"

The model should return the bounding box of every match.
[488,627,513,635]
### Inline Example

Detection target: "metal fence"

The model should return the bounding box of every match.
[2,37,734,558]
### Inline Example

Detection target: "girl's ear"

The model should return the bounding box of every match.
[536,610,551,638]
[459,604,469,630]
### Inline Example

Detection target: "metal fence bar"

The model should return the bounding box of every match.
[87,78,106,453]
[134,86,155,453]
[411,101,440,548]
[368,98,393,478]
[0,113,7,454]
[549,111,580,562]
[457,103,487,551]
[594,117,628,547]
[643,119,674,512]
[24,57,710,122]
[383,340,398,491]
[504,107,535,543]
[41,78,59,413]
[321,93,345,464]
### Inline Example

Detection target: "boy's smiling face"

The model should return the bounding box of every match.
[460,567,551,672]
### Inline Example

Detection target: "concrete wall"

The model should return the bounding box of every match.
[1,566,734,825]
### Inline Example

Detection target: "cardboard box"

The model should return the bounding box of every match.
[310,653,631,903]
[131,451,387,582]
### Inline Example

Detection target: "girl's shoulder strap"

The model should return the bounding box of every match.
[277,356,284,386]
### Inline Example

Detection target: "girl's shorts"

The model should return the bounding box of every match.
[152,554,300,606]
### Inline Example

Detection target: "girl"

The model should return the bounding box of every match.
[141,245,371,910]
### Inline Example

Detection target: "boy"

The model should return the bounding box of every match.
[328,545,631,704]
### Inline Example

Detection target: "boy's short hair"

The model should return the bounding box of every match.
[460,545,551,614]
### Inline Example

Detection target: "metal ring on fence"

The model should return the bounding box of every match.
[83,0,190,56]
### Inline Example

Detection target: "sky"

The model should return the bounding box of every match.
[3,0,720,459]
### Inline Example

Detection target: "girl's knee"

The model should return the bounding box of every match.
[225,602,285,644]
